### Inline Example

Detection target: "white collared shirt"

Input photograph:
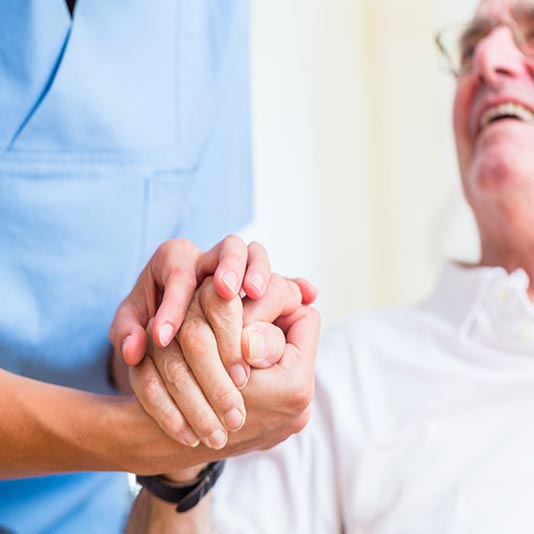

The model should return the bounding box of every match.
[213,263,534,534]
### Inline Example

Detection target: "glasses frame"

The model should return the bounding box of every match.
[435,18,534,78]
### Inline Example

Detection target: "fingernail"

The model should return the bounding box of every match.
[183,429,200,448]
[206,429,228,450]
[159,323,174,347]
[222,271,238,294]
[246,331,265,362]
[230,364,248,389]
[224,408,245,431]
[121,335,131,357]
[249,273,263,292]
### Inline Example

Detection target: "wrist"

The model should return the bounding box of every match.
[162,464,209,484]
[136,461,225,513]
[113,399,215,475]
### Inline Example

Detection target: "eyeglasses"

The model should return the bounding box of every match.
[435,16,534,77]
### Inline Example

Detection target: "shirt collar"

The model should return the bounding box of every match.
[423,262,534,355]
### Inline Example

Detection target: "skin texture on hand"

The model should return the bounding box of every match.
[109,236,275,369]
[128,300,321,475]
[129,273,312,450]
[0,299,317,479]
[109,233,317,451]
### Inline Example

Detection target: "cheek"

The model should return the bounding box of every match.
[453,80,471,149]
[453,76,478,168]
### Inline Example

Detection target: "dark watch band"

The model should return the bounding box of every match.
[136,461,226,513]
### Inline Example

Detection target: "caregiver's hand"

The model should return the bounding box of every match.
[109,236,275,385]
[110,236,274,366]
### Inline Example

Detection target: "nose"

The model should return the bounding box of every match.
[473,26,524,85]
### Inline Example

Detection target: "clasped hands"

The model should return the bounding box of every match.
[109,236,320,475]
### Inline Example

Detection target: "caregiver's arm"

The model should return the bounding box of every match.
[0,299,315,480]
[0,367,200,478]
[0,236,317,478]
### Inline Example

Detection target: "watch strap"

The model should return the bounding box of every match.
[137,461,225,513]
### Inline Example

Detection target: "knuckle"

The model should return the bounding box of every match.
[222,252,245,269]
[198,421,225,442]
[163,418,187,441]
[163,357,192,390]
[141,375,163,406]
[199,278,219,303]
[177,320,209,353]
[287,383,315,413]
[171,237,193,250]
[290,408,311,434]
[155,239,173,258]
[248,240,266,253]
[209,383,238,411]
[168,265,197,290]
[223,234,245,249]
[183,403,222,440]
[206,295,242,327]
[155,239,196,264]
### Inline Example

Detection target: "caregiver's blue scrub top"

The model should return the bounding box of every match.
[0,1,252,532]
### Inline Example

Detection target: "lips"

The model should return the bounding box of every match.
[477,101,534,133]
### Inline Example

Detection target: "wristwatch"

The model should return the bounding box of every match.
[136,461,225,513]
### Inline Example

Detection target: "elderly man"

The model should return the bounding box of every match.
[126,0,534,532]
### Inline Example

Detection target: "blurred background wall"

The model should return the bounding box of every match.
[240,0,480,329]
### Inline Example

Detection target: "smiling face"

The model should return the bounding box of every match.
[453,0,534,239]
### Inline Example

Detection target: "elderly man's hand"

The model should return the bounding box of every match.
[129,274,315,449]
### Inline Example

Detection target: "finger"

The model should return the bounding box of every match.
[197,235,248,300]
[129,355,200,447]
[110,238,202,359]
[198,279,249,389]
[242,241,271,299]
[109,292,149,366]
[150,240,201,347]
[276,306,321,365]
[246,306,321,410]
[150,336,234,449]
[177,301,247,434]
[291,277,318,305]
[243,274,303,325]
[242,321,285,368]
[172,296,248,431]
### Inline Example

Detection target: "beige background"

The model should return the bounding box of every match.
[240,0,480,328]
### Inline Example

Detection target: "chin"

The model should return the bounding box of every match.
[468,136,534,195]
[463,150,534,236]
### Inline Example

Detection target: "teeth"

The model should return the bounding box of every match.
[480,102,534,129]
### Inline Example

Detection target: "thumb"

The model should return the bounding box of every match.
[242,321,286,369]
[109,294,149,366]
